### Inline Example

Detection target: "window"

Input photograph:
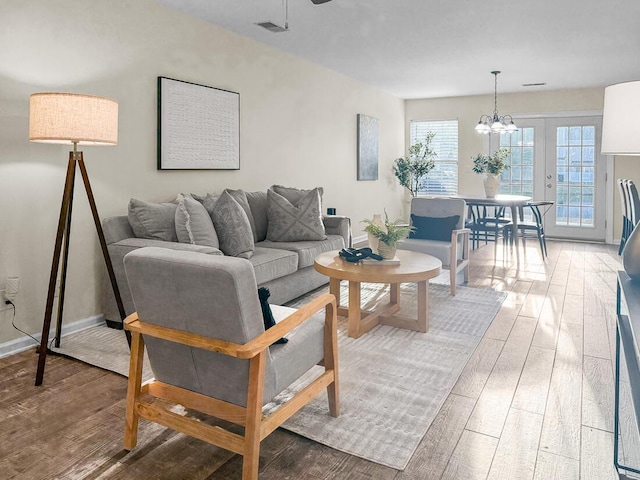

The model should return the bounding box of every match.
[409,120,458,195]
[499,127,535,197]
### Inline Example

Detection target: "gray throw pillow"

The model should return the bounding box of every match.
[128,198,178,242]
[175,194,219,248]
[224,189,258,242]
[191,193,219,219]
[266,188,327,242]
[271,185,324,206]
[210,191,255,259]
[246,191,269,242]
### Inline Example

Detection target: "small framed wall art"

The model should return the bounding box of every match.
[357,114,379,181]
[158,76,240,170]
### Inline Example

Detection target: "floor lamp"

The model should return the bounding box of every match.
[29,92,128,386]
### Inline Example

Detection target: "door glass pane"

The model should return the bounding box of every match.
[554,124,597,228]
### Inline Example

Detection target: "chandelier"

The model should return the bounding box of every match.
[475,71,517,135]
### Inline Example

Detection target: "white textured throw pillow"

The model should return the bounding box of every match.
[210,191,255,259]
[266,188,326,242]
[175,194,219,248]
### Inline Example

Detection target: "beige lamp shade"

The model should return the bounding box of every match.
[29,92,118,146]
[601,80,640,155]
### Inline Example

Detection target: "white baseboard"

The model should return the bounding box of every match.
[0,314,104,359]
[352,234,367,247]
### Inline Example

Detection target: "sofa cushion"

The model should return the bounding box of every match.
[225,189,258,242]
[112,237,223,255]
[409,214,460,242]
[175,194,219,248]
[246,190,268,242]
[266,188,326,242]
[249,247,298,284]
[210,191,255,259]
[128,198,177,242]
[257,234,344,268]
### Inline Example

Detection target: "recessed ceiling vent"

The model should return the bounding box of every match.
[522,83,547,87]
[255,21,288,33]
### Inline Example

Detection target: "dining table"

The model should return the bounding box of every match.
[454,194,532,262]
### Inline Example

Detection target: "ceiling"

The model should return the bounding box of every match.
[155,0,640,99]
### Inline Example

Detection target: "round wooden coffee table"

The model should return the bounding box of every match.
[314,250,442,338]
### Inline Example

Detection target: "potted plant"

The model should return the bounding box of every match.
[362,211,414,259]
[472,148,510,198]
[393,132,437,198]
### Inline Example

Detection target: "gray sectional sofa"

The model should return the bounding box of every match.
[102,189,351,327]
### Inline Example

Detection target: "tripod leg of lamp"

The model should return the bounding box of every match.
[77,158,130,344]
[35,154,76,386]
[53,160,76,348]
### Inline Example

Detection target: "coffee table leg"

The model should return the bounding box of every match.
[390,283,399,306]
[329,277,341,306]
[348,280,362,338]
[417,280,428,333]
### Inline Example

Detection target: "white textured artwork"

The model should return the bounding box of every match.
[357,114,379,181]
[158,77,240,170]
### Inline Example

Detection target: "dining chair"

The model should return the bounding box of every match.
[466,202,512,255]
[619,179,631,255]
[626,179,640,227]
[511,201,554,258]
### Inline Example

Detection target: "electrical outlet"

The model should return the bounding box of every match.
[0,289,10,311]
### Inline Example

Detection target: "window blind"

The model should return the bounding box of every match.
[409,120,458,195]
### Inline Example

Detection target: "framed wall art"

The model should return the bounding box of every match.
[357,114,379,181]
[158,76,240,170]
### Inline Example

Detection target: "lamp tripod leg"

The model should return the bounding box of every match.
[35,154,76,386]
[77,158,130,346]
[53,165,76,348]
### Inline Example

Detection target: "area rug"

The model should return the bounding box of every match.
[52,280,506,470]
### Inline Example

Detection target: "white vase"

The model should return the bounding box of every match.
[367,214,385,254]
[483,174,500,198]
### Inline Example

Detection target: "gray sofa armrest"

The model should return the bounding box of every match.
[103,216,135,244]
[323,215,352,248]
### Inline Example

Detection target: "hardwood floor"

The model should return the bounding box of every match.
[0,240,630,479]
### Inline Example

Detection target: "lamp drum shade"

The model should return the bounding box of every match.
[601,80,640,155]
[29,93,118,146]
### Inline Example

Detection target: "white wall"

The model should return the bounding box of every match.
[0,0,405,344]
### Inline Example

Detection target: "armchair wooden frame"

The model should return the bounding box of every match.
[123,293,339,480]
[449,228,471,296]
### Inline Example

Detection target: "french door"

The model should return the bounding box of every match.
[543,116,605,240]
[492,116,606,241]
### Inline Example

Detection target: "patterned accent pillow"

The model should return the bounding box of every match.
[128,198,177,242]
[210,191,255,259]
[271,185,324,206]
[224,189,258,242]
[175,194,219,248]
[266,188,327,242]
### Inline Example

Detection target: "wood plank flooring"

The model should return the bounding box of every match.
[0,240,632,479]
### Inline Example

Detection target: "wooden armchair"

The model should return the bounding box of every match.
[398,197,470,295]
[122,247,339,480]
